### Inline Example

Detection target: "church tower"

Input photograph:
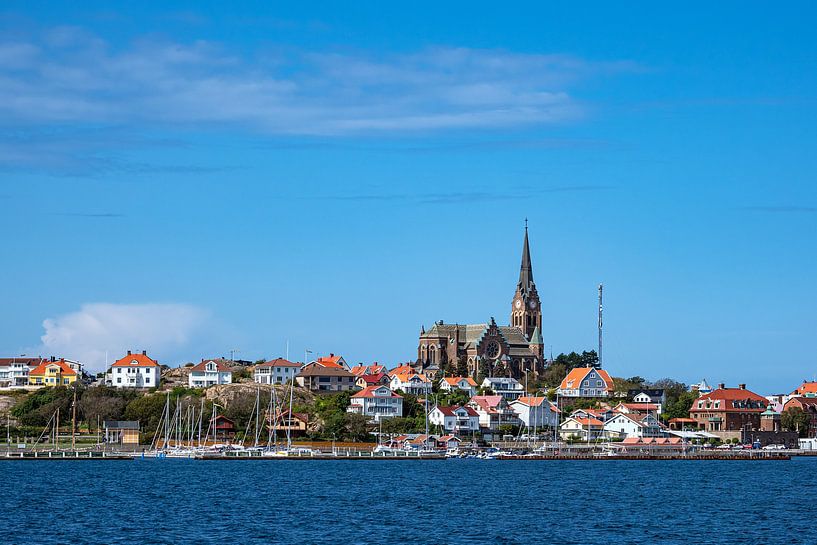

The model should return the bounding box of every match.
[510,223,542,341]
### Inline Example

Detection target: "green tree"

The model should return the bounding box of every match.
[124,393,169,433]
[782,407,811,437]
[344,414,372,442]
[661,391,698,421]
[456,358,469,378]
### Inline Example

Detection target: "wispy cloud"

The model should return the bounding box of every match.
[737,205,816,213]
[0,27,637,136]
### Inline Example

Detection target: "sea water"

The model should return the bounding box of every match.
[2,457,814,544]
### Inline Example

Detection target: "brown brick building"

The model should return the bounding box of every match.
[782,396,817,437]
[416,226,545,381]
[689,383,768,433]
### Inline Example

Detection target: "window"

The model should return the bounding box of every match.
[117,377,122,384]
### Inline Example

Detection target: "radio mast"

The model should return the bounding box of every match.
[598,283,603,368]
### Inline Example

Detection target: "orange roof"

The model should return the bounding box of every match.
[389,364,415,375]
[392,372,431,383]
[443,377,477,387]
[792,381,817,396]
[257,358,301,368]
[558,366,613,391]
[316,354,344,368]
[514,396,547,407]
[28,359,76,377]
[350,364,387,376]
[571,417,604,427]
[111,352,159,368]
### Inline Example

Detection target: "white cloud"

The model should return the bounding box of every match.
[33,303,211,372]
[0,29,639,136]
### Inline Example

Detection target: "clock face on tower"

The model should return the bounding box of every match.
[529,300,537,309]
[515,299,522,309]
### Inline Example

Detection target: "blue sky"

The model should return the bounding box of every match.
[1,2,815,392]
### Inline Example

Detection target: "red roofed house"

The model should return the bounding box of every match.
[467,395,520,432]
[428,405,480,435]
[612,402,660,418]
[440,377,478,397]
[509,396,559,429]
[296,362,356,392]
[211,415,236,442]
[689,383,768,435]
[355,373,391,389]
[556,366,614,407]
[254,358,301,385]
[0,357,44,387]
[27,358,77,386]
[559,416,604,440]
[107,351,161,389]
[314,353,349,370]
[349,363,388,377]
[348,385,403,422]
[188,359,233,388]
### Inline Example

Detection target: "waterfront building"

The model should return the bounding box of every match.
[439,377,478,397]
[28,358,77,386]
[106,351,161,389]
[295,362,356,392]
[416,227,545,381]
[559,416,604,440]
[556,366,614,407]
[438,435,462,450]
[211,415,236,442]
[266,409,309,438]
[428,405,480,435]
[509,396,559,429]
[467,395,520,432]
[104,421,140,445]
[188,359,233,388]
[0,357,42,387]
[782,397,817,437]
[481,377,525,400]
[390,372,432,396]
[603,412,664,439]
[348,385,403,422]
[254,358,301,385]
[759,405,781,432]
[355,373,390,389]
[688,383,768,435]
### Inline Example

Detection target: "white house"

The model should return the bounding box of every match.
[106,351,161,389]
[467,395,521,431]
[481,377,524,400]
[390,372,432,396]
[509,396,559,429]
[254,358,301,385]
[428,405,480,435]
[603,412,664,439]
[0,357,41,387]
[440,377,478,397]
[559,416,604,440]
[348,385,403,422]
[189,359,233,388]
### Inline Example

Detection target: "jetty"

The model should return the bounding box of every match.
[1,450,133,460]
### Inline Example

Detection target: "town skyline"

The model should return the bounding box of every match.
[1,3,815,392]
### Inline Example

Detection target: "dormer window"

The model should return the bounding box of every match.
[130,360,138,365]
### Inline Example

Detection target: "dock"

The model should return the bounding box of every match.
[0,450,133,460]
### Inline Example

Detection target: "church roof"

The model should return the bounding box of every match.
[518,225,534,292]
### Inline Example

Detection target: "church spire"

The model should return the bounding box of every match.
[518,220,533,291]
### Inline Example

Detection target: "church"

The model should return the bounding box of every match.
[416,226,545,381]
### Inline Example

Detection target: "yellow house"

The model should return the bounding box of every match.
[28,359,78,386]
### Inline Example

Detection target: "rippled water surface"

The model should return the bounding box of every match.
[3,457,815,544]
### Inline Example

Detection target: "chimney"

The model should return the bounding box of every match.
[142,350,147,356]
[739,383,746,390]
[718,382,725,389]
[330,353,334,358]
[50,356,55,362]
[127,350,131,355]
